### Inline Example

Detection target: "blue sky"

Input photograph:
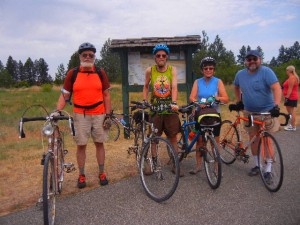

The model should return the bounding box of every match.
[0,0,299,77]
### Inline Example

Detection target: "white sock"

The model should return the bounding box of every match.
[253,155,259,167]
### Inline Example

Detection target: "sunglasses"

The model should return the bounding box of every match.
[246,57,258,62]
[155,54,167,59]
[203,67,214,71]
[82,53,95,58]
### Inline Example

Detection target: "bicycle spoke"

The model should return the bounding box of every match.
[219,120,238,164]
[204,136,222,189]
[140,136,179,202]
[43,153,56,225]
[258,132,283,192]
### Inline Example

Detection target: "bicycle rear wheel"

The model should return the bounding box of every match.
[219,120,239,164]
[140,136,179,202]
[43,153,56,225]
[133,125,143,169]
[203,135,222,189]
[107,119,120,142]
[258,132,283,192]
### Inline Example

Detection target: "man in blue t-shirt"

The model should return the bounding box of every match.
[232,50,282,179]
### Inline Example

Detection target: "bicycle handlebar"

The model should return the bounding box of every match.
[245,112,290,127]
[19,116,75,138]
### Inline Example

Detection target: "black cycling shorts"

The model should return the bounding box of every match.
[284,98,298,107]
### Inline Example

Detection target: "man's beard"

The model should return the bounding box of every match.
[81,61,94,68]
[247,64,259,72]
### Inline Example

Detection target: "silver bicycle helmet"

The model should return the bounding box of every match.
[152,44,170,55]
[78,42,96,54]
[200,57,216,68]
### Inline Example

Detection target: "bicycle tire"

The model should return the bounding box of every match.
[219,120,239,164]
[133,125,143,169]
[56,130,64,193]
[177,130,187,162]
[107,118,120,142]
[43,153,56,225]
[258,132,284,192]
[139,136,179,202]
[203,135,222,189]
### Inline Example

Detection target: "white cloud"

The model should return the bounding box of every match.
[0,0,299,76]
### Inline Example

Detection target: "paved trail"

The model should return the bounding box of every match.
[1,129,300,225]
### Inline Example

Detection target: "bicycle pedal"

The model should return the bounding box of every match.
[64,162,75,173]
[63,149,68,155]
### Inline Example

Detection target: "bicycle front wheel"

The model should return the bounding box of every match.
[258,132,283,192]
[140,136,179,202]
[219,120,239,164]
[203,135,222,189]
[107,119,120,142]
[43,153,56,225]
[56,131,64,193]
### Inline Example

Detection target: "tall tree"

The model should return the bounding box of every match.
[0,60,4,72]
[237,46,247,65]
[54,63,66,85]
[269,57,278,67]
[18,61,24,82]
[0,69,14,88]
[67,52,80,71]
[256,46,264,61]
[35,58,50,84]
[98,38,121,82]
[23,57,36,85]
[277,45,289,64]
[6,56,18,82]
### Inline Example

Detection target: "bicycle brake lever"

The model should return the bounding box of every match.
[19,119,26,138]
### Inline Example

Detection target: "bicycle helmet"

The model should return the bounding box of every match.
[78,42,96,54]
[152,44,170,55]
[200,57,216,69]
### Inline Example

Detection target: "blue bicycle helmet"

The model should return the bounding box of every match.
[78,42,96,54]
[152,44,170,55]
[200,57,216,68]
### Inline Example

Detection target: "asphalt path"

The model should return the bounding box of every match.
[1,128,300,225]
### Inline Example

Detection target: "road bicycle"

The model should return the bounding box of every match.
[219,106,290,192]
[106,105,139,142]
[130,101,180,202]
[177,101,222,189]
[18,105,75,225]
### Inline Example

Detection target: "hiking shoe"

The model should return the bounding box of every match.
[77,174,86,189]
[99,173,109,186]
[263,172,273,185]
[248,166,260,176]
[284,125,296,131]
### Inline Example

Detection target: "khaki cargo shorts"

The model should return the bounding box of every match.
[73,113,108,145]
[243,110,280,136]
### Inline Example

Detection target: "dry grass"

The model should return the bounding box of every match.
[0,84,299,216]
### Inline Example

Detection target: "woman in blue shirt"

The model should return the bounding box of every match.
[189,57,229,174]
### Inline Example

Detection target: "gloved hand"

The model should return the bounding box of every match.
[207,96,216,103]
[50,110,61,117]
[229,101,244,111]
[170,101,179,111]
[269,105,280,117]
[103,115,112,129]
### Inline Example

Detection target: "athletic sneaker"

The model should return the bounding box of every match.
[263,172,273,185]
[284,125,297,131]
[77,174,86,189]
[99,173,109,186]
[248,166,260,176]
